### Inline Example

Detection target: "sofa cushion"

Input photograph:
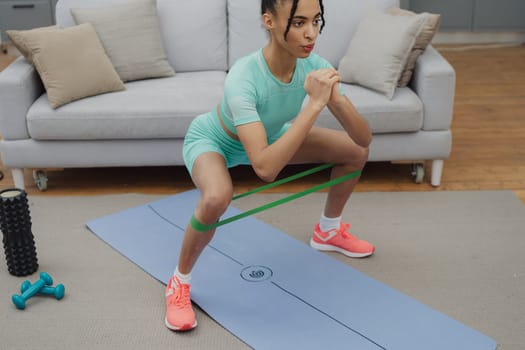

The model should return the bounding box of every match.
[227,0,399,68]
[158,0,227,71]
[70,0,175,82]
[312,84,423,134]
[6,26,57,64]
[338,9,427,100]
[56,0,228,72]
[7,23,125,109]
[26,71,226,140]
[388,7,441,87]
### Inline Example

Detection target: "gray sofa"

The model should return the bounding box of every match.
[0,0,455,190]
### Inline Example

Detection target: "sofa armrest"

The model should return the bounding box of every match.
[0,57,44,140]
[410,45,456,131]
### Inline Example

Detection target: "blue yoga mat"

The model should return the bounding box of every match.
[86,189,496,350]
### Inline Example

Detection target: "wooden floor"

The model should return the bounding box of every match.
[1,43,524,205]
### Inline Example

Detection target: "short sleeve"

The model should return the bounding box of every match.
[223,67,261,127]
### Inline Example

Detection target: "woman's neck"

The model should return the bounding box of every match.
[262,44,297,83]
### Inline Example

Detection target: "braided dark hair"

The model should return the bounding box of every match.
[261,0,325,41]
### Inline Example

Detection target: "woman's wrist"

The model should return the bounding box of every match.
[328,93,347,108]
[306,99,325,114]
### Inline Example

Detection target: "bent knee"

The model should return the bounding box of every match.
[343,145,369,169]
[199,189,233,219]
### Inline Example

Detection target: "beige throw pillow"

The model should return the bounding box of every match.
[389,7,441,87]
[71,0,175,82]
[338,10,427,99]
[7,23,125,109]
[7,26,57,64]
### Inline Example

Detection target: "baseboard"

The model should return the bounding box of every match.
[434,31,525,45]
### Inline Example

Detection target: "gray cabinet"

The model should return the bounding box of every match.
[473,0,525,30]
[0,0,56,42]
[408,0,525,31]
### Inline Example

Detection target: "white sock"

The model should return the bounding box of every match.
[174,266,191,285]
[319,213,341,232]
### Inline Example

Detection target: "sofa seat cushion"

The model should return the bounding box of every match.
[27,71,226,140]
[314,84,423,134]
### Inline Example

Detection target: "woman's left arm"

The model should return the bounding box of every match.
[326,83,372,147]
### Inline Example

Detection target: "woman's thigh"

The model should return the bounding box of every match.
[191,152,233,198]
[290,126,368,167]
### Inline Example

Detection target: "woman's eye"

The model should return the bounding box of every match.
[293,21,304,27]
[313,18,322,26]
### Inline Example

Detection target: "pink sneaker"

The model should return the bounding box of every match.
[310,222,374,258]
[165,276,197,331]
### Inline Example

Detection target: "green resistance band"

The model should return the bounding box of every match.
[190,164,362,232]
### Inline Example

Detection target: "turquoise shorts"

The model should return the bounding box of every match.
[183,109,290,176]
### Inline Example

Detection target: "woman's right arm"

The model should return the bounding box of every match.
[236,68,339,182]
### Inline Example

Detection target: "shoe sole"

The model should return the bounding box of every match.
[165,317,197,332]
[310,239,374,258]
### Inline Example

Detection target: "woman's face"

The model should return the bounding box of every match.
[265,0,322,58]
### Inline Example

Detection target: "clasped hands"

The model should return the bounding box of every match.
[304,68,344,109]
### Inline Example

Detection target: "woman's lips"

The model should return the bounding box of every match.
[303,44,314,52]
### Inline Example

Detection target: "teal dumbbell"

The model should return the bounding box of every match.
[12,272,53,310]
[20,280,65,300]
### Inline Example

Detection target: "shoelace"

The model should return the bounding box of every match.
[168,282,192,308]
[338,223,353,239]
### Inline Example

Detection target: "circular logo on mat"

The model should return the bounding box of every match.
[240,265,273,282]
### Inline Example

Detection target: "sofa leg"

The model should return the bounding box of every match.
[430,160,444,187]
[11,168,26,189]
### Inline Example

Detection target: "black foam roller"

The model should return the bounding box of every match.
[0,189,38,276]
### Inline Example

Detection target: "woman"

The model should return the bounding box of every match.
[165,0,374,331]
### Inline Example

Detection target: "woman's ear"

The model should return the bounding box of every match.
[261,12,274,31]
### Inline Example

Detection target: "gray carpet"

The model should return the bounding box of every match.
[1,191,524,350]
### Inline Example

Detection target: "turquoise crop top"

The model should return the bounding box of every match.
[219,49,342,138]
